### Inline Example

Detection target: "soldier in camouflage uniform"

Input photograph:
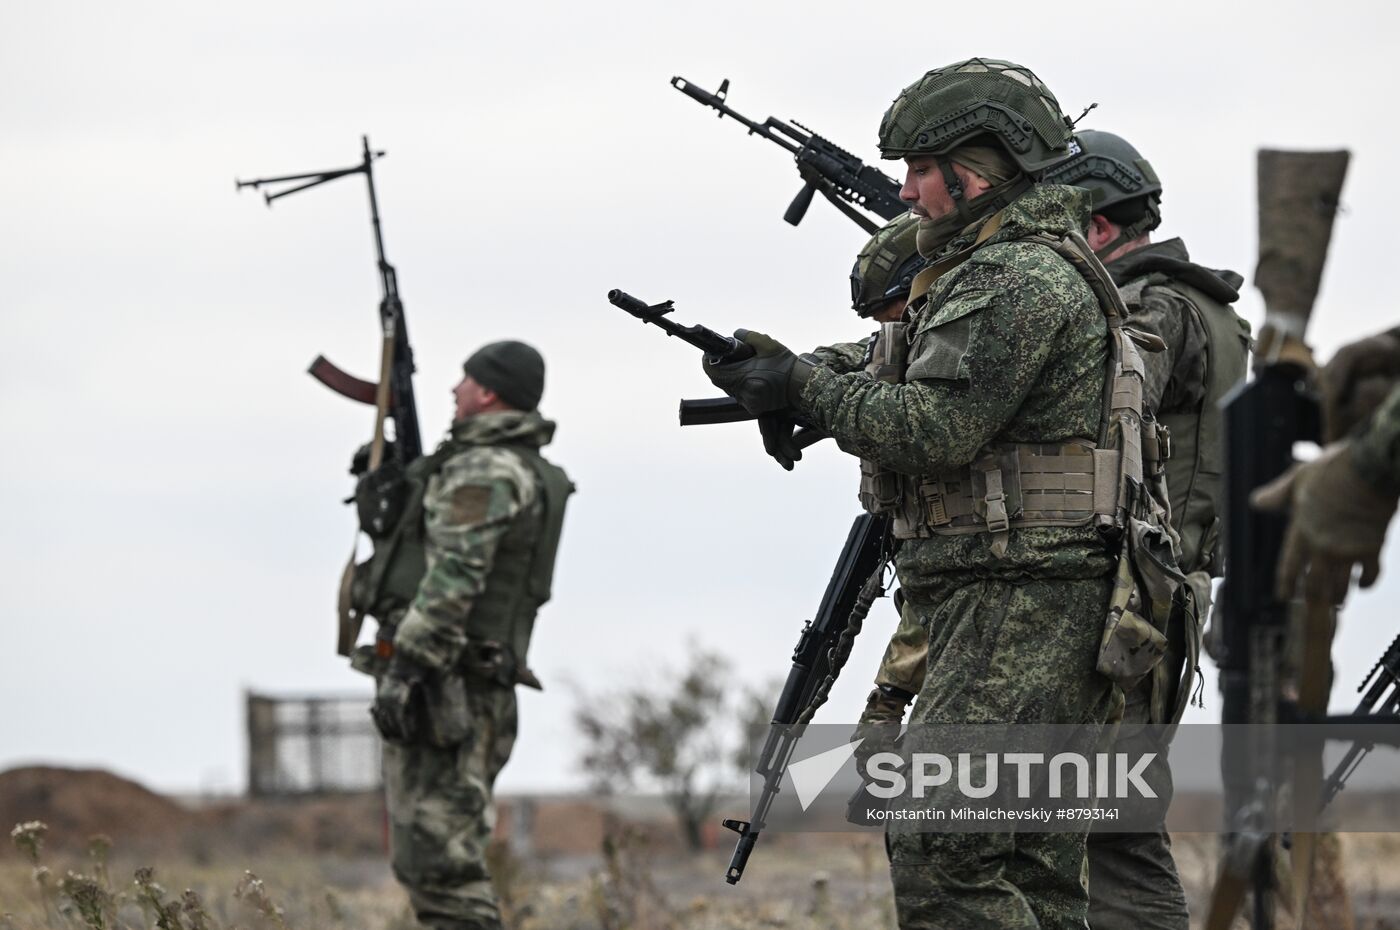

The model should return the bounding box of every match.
[855,130,1251,930]
[363,340,574,930]
[706,59,1179,930]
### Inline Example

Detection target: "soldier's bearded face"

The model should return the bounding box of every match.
[900,156,989,221]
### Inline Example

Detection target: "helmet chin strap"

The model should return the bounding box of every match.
[916,167,1035,260]
[937,158,975,227]
[939,158,1033,223]
[1091,207,1160,260]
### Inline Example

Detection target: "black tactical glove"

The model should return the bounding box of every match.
[703,330,815,416]
[851,685,915,775]
[758,411,804,471]
[371,654,429,744]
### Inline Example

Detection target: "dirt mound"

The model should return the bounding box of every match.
[0,766,387,858]
[0,766,196,852]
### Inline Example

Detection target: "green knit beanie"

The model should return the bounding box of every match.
[462,340,545,412]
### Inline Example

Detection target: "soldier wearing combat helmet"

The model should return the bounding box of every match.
[704,58,1181,929]
[858,129,1251,930]
[760,213,928,470]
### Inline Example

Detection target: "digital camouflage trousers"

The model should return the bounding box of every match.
[383,686,518,930]
[1086,650,1188,930]
[886,574,1116,930]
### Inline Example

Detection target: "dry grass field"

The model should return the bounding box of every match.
[3,767,1400,929]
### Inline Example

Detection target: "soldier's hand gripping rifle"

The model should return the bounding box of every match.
[607,289,826,451]
[721,512,894,884]
[671,76,905,235]
[237,135,423,656]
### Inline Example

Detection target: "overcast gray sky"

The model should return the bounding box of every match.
[4,0,1400,795]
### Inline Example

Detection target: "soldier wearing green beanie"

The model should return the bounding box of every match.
[364,338,574,930]
[462,340,546,413]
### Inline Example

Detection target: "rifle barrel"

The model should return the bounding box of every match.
[606,289,752,362]
[670,76,802,155]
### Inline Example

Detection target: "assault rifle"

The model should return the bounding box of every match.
[721,512,893,884]
[671,76,905,234]
[607,289,825,450]
[237,135,422,655]
[1320,632,1400,808]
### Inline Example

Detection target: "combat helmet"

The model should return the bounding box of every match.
[851,213,927,317]
[878,58,1075,174]
[1040,129,1162,257]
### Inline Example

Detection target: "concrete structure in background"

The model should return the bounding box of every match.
[245,690,381,796]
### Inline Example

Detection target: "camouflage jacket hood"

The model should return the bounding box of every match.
[1105,237,1243,305]
[448,410,556,449]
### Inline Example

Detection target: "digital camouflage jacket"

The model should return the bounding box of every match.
[796,184,1115,584]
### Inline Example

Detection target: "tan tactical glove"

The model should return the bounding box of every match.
[1252,442,1400,604]
[1321,330,1400,442]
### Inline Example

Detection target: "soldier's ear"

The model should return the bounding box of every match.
[1087,213,1117,252]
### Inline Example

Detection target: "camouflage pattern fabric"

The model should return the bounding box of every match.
[852,236,1247,929]
[796,185,1117,929]
[888,574,1115,930]
[808,338,872,375]
[1352,380,1400,495]
[1084,668,1187,930]
[799,186,1114,579]
[1107,239,1215,433]
[394,411,553,672]
[384,686,517,930]
[383,409,557,928]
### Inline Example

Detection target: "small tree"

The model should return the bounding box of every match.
[576,649,775,851]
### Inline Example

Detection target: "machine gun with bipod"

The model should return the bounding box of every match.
[237,136,422,656]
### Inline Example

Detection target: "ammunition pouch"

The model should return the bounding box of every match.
[1096,512,1184,691]
[890,441,1118,555]
[419,672,473,749]
[859,459,901,515]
